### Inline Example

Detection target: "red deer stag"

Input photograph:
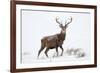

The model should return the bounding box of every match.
[38,16,72,57]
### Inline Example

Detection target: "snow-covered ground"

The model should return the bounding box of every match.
[22,48,88,64]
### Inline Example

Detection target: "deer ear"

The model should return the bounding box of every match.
[65,24,68,28]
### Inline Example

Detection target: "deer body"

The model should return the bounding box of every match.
[38,17,72,57]
[42,32,65,48]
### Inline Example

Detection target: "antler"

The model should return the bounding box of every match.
[56,17,62,26]
[65,16,72,26]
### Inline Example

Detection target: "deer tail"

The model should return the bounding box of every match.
[41,39,46,48]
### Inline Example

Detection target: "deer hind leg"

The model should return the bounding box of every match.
[38,45,45,57]
[45,48,49,57]
[60,46,64,56]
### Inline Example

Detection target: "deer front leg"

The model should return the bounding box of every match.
[56,47,58,56]
[60,46,64,56]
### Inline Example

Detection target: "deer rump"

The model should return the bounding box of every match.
[41,34,64,49]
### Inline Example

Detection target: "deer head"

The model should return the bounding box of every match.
[56,16,72,33]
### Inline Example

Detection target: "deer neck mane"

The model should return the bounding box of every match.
[57,31,66,41]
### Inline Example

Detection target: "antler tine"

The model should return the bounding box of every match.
[65,16,72,25]
[56,17,62,25]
